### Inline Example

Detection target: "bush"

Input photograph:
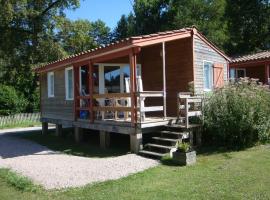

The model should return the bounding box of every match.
[0,85,28,116]
[0,168,40,192]
[203,78,270,148]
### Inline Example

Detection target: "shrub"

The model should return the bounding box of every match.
[203,78,270,148]
[0,85,28,115]
[0,168,40,192]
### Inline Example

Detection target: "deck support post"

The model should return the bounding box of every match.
[195,128,202,147]
[162,42,167,118]
[42,122,48,135]
[129,49,137,126]
[189,130,194,146]
[55,124,62,137]
[130,133,142,153]
[74,127,83,143]
[88,61,94,122]
[100,131,110,149]
[265,64,270,84]
[73,65,80,121]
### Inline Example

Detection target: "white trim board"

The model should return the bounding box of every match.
[47,71,55,98]
[65,66,74,100]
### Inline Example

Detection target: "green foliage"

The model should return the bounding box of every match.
[203,79,270,148]
[113,14,136,40]
[0,1,111,113]
[114,0,270,55]
[0,85,27,115]
[175,141,191,152]
[225,0,270,55]
[0,169,40,192]
[56,18,111,54]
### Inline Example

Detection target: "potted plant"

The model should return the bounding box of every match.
[172,141,196,166]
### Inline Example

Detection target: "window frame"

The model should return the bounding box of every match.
[47,71,55,98]
[203,60,214,92]
[65,66,74,101]
[236,68,246,78]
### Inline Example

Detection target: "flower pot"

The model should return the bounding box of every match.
[172,150,196,166]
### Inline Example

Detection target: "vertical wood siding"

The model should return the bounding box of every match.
[40,68,74,120]
[142,37,193,116]
[194,35,228,94]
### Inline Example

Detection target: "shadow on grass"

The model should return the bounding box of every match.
[160,154,182,167]
[18,129,129,158]
[195,145,252,160]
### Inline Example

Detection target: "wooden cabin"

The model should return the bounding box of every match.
[35,27,230,154]
[230,51,270,84]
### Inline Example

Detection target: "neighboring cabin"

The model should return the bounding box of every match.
[230,51,270,84]
[35,27,230,153]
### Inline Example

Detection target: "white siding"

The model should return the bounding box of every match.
[194,35,228,94]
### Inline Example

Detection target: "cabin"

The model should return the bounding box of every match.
[230,51,270,84]
[35,27,230,156]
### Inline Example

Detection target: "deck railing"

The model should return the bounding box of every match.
[177,93,203,128]
[75,91,164,124]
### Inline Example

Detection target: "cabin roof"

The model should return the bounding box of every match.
[34,27,230,73]
[231,50,270,64]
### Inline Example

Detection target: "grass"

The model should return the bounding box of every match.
[19,129,129,158]
[0,143,270,200]
[0,169,41,192]
[0,121,41,129]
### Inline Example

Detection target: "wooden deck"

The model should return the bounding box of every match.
[41,117,172,135]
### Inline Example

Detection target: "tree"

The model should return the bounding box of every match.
[168,0,229,49]
[114,0,269,55]
[225,0,270,55]
[0,0,80,112]
[133,0,170,34]
[113,14,136,40]
[56,18,111,55]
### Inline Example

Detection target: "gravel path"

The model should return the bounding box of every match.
[0,128,159,189]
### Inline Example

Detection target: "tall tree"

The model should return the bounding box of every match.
[225,0,270,55]
[56,18,111,54]
[168,0,229,49]
[113,14,135,40]
[0,0,80,112]
[114,0,269,55]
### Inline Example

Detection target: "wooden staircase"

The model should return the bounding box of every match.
[139,124,191,159]
[139,93,203,159]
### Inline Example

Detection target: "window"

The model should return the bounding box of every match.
[230,68,236,79]
[236,68,246,78]
[47,72,54,97]
[203,61,213,91]
[65,67,74,100]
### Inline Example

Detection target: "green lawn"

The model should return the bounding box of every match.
[1,138,269,200]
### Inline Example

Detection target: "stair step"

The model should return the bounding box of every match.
[139,150,165,158]
[152,137,179,143]
[146,143,173,150]
[161,131,189,139]
[165,123,201,129]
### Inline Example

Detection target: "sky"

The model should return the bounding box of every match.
[65,0,133,30]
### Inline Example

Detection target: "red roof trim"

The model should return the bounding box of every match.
[230,59,270,68]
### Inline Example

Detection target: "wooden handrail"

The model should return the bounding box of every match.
[93,106,133,112]
[93,93,131,99]
[77,95,90,100]
[137,91,164,98]
[177,93,203,128]
[77,92,163,100]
